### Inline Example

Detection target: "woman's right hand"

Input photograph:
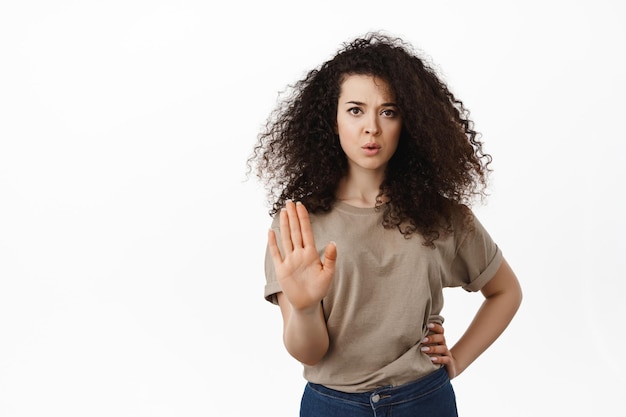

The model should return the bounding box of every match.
[268,200,337,313]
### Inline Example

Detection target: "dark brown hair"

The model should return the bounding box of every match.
[248,32,492,246]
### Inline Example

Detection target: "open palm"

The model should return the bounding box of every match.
[268,201,337,313]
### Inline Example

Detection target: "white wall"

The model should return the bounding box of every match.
[1,1,624,415]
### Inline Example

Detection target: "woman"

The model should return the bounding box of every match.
[249,32,522,416]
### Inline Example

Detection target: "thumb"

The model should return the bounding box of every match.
[322,241,337,270]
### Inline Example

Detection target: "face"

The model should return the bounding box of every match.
[336,74,402,176]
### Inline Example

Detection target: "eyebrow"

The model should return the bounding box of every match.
[344,100,398,107]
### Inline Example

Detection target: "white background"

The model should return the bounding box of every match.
[1,1,624,416]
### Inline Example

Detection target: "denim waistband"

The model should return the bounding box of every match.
[306,367,450,407]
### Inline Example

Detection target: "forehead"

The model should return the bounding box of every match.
[338,74,394,100]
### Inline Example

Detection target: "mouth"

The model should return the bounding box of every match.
[362,143,381,150]
[362,143,381,156]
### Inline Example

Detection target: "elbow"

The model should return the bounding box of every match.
[513,278,523,310]
[285,343,328,366]
[504,278,523,313]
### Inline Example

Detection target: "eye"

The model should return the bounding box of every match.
[348,107,362,115]
[381,109,397,117]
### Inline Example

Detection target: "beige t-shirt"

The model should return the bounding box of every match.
[264,201,502,393]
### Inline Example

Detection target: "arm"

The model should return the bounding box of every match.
[277,292,329,366]
[451,258,522,376]
[423,258,522,378]
[268,201,337,366]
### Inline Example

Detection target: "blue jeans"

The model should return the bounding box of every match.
[300,367,458,417]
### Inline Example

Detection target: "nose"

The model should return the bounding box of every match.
[364,115,380,135]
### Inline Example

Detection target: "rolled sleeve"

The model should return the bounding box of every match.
[462,246,503,292]
[447,211,503,292]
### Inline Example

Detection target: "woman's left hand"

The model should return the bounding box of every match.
[421,323,458,380]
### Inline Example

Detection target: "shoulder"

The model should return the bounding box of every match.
[449,204,493,250]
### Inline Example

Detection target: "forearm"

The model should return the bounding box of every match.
[451,259,522,376]
[278,293,329,366]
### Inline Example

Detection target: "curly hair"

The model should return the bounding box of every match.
[248,32,492,247]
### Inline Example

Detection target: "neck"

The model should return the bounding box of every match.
[335,170,386,208]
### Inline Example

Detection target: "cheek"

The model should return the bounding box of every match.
[388,124,402,152]
[337,129,351,149]
[336,118,357,140]
[337,127,357,155]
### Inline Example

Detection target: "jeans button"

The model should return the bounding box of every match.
[371,394,380,403]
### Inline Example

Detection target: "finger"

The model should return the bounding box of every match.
[267,229,284,265]
[427,322,444,335]
[421,344,449,355]
[279,206,293,253]
[295,202,315,248]
[322,241,337,271]
[286,200,304,249]
[422,334,446,345]
[430,355,452,365]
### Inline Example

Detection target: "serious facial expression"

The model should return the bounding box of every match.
[336,74,402,175]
